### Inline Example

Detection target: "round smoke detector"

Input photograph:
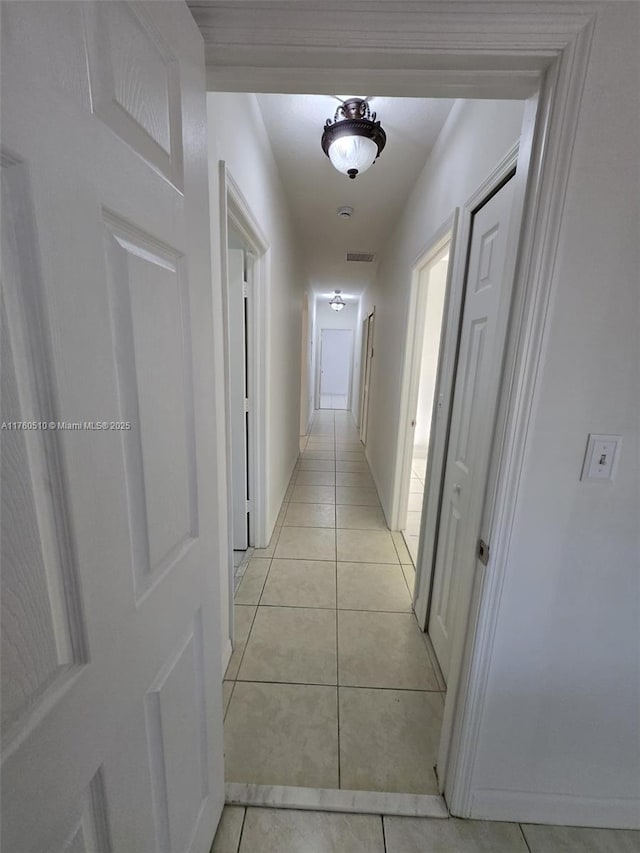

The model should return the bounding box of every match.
[337,206,354,219]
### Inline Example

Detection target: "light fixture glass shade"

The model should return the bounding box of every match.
[329,293,346,311]
[328,135,378,178]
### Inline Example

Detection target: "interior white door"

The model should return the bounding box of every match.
[228,248,249,549]
[429,176,516,681]
[320,328,352,400]
[360,311,375,444]
[1,4,225,852]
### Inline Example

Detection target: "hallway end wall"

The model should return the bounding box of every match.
[207,93,305,556]
[312,297,360,412]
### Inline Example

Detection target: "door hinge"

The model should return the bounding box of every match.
[246,499,253,512]
[242,281,248,298]
[478,538,490,566]
[244,398,250,413]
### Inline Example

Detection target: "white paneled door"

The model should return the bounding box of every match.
[320,328,352,408]
[429,176,516,681]
[1,4,224,852]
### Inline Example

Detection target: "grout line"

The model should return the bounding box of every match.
[255,603,416,614]
[235,805,248,853]
[381,814,388,853]
[233,677,444,693]
[519,823,533,852]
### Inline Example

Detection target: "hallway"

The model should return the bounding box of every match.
[222,410,446,794]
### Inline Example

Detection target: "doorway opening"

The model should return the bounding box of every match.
[318,328,353,410]
[395,237,452,567]
[220,163,270,662]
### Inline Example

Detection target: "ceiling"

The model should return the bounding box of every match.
[255,94,455,299]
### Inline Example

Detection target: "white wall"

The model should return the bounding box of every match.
[361,98,526,515]
[468,3,640,827]
[313,297,360,412]
[360,4,640,828]
[207,92,305,648]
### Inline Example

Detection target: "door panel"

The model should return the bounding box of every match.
[429,177,516,681]
[1,4,224,852]
[320,328,352,398]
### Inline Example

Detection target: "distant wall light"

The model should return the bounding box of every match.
[329,289,346,311]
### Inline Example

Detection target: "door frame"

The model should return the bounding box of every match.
[316,327,354,410]
[359,308,375,445]
[204,4,598,817]
[219,162,269,651]
[390,214,457,533]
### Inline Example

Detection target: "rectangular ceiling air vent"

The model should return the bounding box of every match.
[346,252,375,263]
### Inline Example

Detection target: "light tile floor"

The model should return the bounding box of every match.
[216,415,640,852]
[211,806,640,853]
[402,453,427,565]
[223,410,443,795]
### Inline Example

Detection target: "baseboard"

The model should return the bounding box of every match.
[469,788,640,830]
[225,783,448,818]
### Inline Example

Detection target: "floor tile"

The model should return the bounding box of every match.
[337,563,413,612]
[335,471,375,487]
[384,816,529,852]
[261,559,336,608]
[291,484,336,504]
[337,529,399,564]
[336,450,367,461]
[409,478,424,494]
[238,606,337,684]
[300,449,335,460]
[401,562,416,595]
[339,687,442,793]
[521,823,640,852]
[225,681,339,787]
[225,605,256,679]
[338,611,439,689]
[298,458,335,472]
[239,808,384,853]
[223,680,234,717]
[336,504,388,530]
[234,558,271,605]
[336,486,381,506]
[407,492,424,512]
[336,460,370,473]
[402,537,419,569]
[284,502,335,528]
[211,805,245,853]
[275,526,336,560]
[405,511,422,535]
[392,531,413,564]
[252,526,281,558]
[295,469,336,485]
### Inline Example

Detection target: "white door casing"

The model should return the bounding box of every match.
[1,3,224,852]
[429,175,516,682]
[228,249,250,549]
[360,310,375,445]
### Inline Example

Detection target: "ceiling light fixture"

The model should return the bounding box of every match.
[321,98,386,180]
[329,290,346,311]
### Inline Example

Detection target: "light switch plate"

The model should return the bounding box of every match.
[580,433,622,482]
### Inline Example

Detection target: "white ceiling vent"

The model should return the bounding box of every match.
[346,252,375,263]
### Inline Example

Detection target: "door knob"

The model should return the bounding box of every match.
[453,483,461,493]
